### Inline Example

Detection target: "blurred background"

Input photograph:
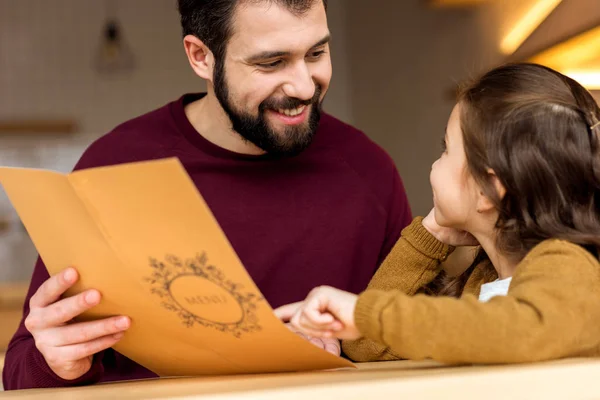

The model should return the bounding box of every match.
[1,0,599,374]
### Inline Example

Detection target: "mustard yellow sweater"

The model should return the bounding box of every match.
[343,217,600,364]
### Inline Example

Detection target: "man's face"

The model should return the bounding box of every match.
[213,1,332,157]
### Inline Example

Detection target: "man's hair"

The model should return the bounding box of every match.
[177,0,327,65]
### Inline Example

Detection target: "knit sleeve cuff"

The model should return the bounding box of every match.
[354,289,397,343]
[30,345,105,388]
[403,217,455,261]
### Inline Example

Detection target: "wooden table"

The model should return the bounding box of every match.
[2,358,600,399]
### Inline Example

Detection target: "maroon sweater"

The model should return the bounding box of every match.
[3,94,412,390]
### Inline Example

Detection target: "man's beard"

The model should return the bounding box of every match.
[213,61,323,158]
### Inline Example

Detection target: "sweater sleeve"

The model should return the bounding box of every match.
[342,217,454,361]
[353,240,600,364]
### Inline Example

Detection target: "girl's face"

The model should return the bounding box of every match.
[429,104,482,231]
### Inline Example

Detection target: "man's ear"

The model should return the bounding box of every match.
[476,168,506,213]
[183,35,215,82]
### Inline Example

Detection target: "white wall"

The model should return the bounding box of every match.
[0,0,198,138]
[324,0,354,124]
[345,0,504,216]
[0,0,352,141]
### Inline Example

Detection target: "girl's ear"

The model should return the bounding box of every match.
[476,169,506,213]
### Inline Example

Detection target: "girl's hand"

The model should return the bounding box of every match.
[274,286,361,340]
[422,209,479,246]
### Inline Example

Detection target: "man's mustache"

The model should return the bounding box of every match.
[260,85,322,111]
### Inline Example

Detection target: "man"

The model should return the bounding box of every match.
[3,0,412,390]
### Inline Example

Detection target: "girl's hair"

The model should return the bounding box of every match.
[428,63,600,297]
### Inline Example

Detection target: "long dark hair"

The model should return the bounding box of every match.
[432,63,600,297]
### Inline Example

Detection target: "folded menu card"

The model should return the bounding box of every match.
[0,158,354,376]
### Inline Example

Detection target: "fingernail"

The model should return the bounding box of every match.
[326,344,340,355]
[113,332,125,340]
[85,290,100,305]
[115,317,130,330]
[63,268,76,283]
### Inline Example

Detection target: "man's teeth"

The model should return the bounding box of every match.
[276,105,306,117]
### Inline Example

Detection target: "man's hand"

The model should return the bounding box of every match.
[285,324,341,355]
[25,267,131,381]
[275,286,361,341]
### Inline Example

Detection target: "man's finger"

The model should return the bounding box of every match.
[274,302,303,321]
[324,340,341,356]
[30,268,78,309]
[48,316,130,346]
[296,325,328,339]
[309,337,324,348]
[288,327,308,341]
[58,332,126,362]
[35,290,102,329]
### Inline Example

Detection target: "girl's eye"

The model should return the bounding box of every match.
[441,138,447,153]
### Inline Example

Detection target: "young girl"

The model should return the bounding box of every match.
[276,63,600,364]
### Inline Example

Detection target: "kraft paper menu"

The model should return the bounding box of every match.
[0,158,354,376]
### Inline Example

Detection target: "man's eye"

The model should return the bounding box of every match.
[308,50,326,59]
[257,60,283,69]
